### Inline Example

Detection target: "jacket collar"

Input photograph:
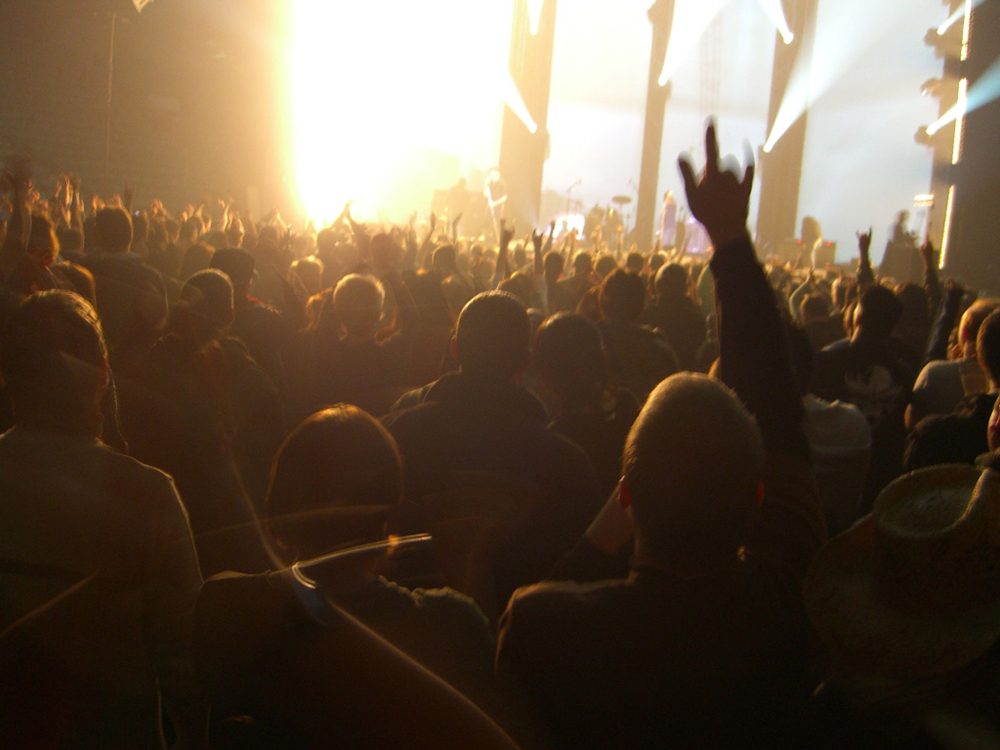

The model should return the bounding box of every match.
[423,371,548,423]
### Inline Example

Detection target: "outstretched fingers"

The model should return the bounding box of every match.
[705,120,720,177]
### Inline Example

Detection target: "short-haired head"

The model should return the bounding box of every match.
[265,405,403,561]
[333,274,384,340]
[433,244,457,276]
[855,284,902,341]
[977,309,1000,386]
[210,247,255,290]
[454,291,530,379]
[174,268,235,339]
[961,298,1000,348]
[654,263,688,300]
[600,268,646,322]
[95,206,133,253]
[0,291,108,425]
[625,251,645,274]
[623,373,764,568]
[594,253,618,279]
[535,313,608,411]
[572,251,593,276]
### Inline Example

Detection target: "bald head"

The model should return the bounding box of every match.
[623,373,764,566]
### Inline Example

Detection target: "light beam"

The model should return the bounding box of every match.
[755,0,795,44]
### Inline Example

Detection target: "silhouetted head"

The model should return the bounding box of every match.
[95,207,133,253]
[977,309,1000,389]
[854,284,902,342]
[432,244,457,276]
[594,253,618,279]
[265,405,403,561]
[654,263,688,301]
[623,373,764,571]
[171,268,235,343]
[454,291,530,380]
[210,247,255,295]
[0,291,108,433]
[333,274,384,342]
[599,269,645,323]
[535,313,608,414]
[960,299,1000,353]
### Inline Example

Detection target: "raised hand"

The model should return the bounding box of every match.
[500,219,514,250]
[678,120,754,248]
[531,228,543,252]
[856,227,873,259]
[919,237,939,269]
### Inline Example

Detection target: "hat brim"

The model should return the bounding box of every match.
[804,514,1000,681]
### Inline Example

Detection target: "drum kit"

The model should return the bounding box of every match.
[582,194,633,241]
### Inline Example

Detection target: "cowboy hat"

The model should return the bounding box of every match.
[804,464,1000,681]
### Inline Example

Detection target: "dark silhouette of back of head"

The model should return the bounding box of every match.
[265,405,403,561]
[0,291,108,427]
[654,263,688,300]
[600,269,646,323]
[623,373,764,569]
[977,309,1000,387]
[535,312,607,411]
[855,284,903,342]
[454,291,530,380]
[95,207,133,254]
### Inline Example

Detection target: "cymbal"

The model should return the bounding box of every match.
[611,195,632,205]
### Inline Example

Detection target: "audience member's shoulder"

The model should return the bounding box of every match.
[96,441,184,506]
[506,577,629,621]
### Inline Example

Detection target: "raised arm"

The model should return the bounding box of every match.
[855,228,875,292]
[680,121,822,569]
[919,237,943,316]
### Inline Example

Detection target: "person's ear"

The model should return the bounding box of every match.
[449,336,459,363]
[226,307,235,327]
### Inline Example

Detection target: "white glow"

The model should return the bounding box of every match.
[291,1,513,224]
[937,7,964,36]
[657,0,726,86]
[926,77,967,137]
[755,0,795,44]
[762,2,914,153]
[960,0,972,61]
[952,77,967,164]
[941,185,956,268]
[527,0,544,35]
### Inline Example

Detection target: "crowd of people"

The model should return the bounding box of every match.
[1,121,999,749]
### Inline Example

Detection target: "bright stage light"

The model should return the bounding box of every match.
[755,0,795,45]
[291,1,514,225]
[762,1,917,154]
[657,0,725,86]
[527,0,544,35]
[937,7,964,36]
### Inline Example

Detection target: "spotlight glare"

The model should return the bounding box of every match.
[504,76,538,134]
[657,0,726,87]
[527,0,544,35]
[755,0,795,46]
